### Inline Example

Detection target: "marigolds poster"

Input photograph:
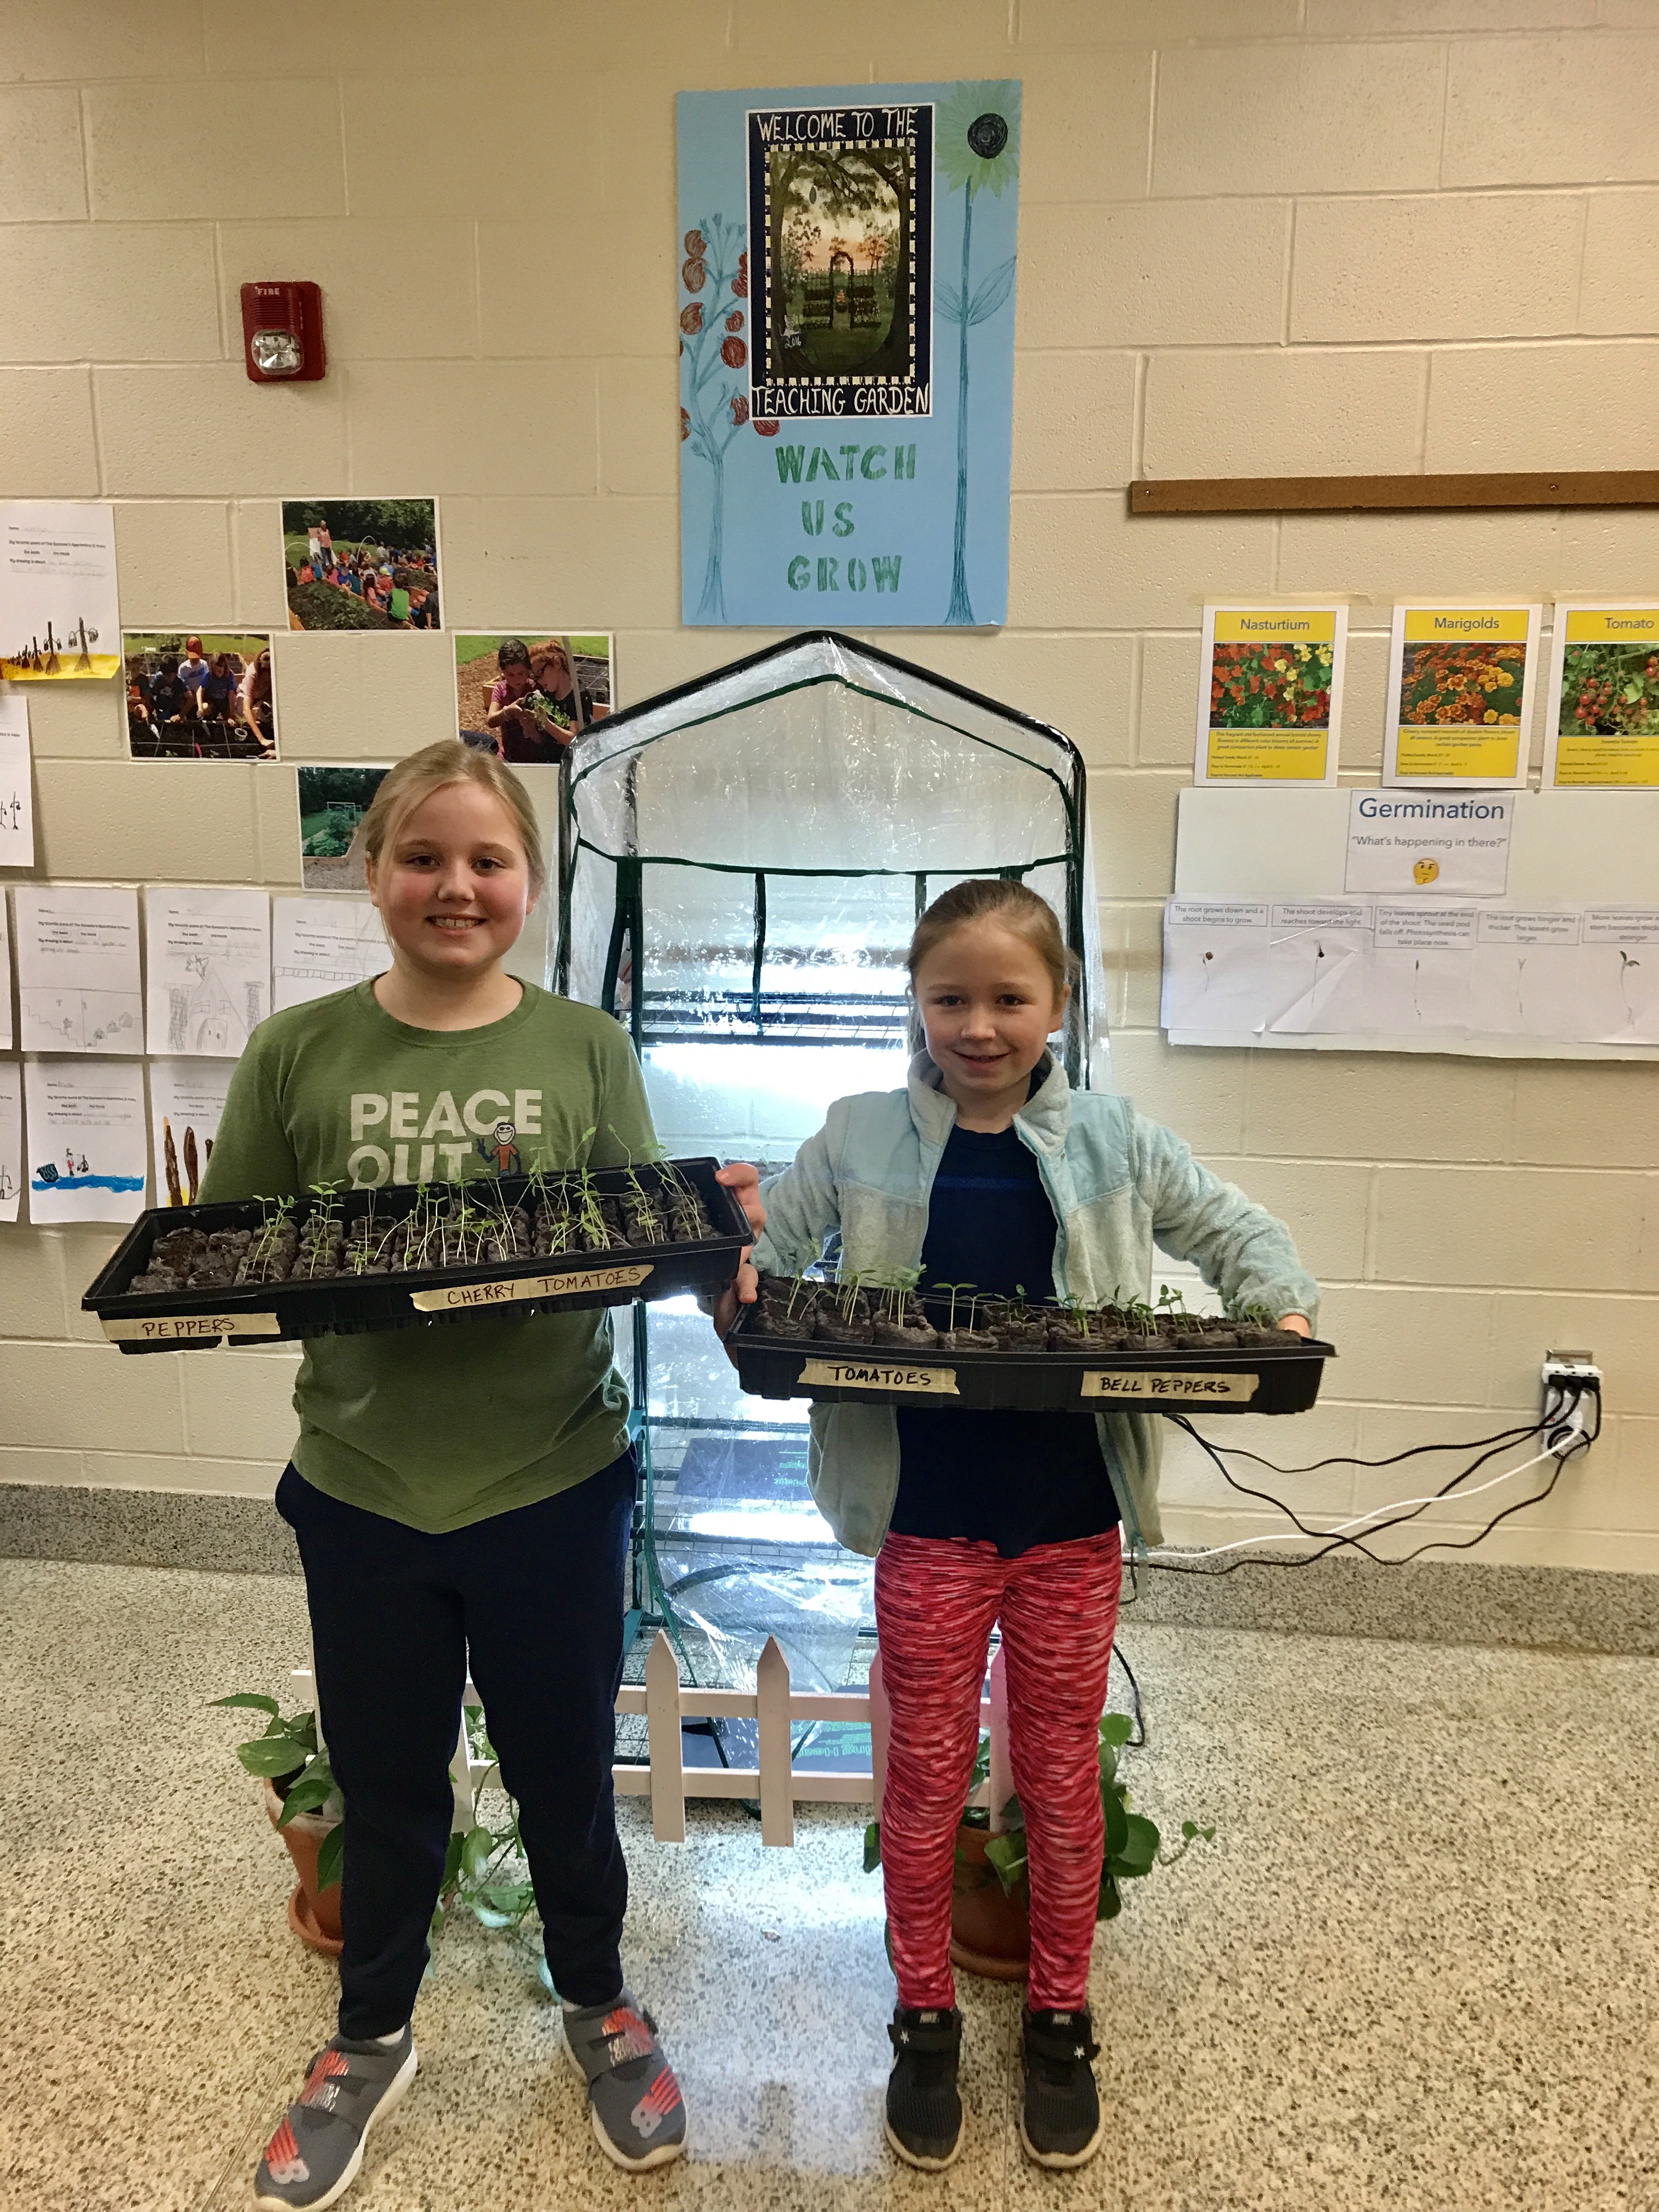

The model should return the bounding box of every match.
[1384,603,1541,789]
[676,82,1020,627]
[1194,606,1346,785]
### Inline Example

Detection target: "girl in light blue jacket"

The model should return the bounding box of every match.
[748,878,1316,2177]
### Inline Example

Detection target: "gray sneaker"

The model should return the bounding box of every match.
[561,1989,687,2171]
[253,2027,417,2210]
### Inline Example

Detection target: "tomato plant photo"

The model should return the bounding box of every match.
[1397,643,1525,727]
[1560,642,1659,735]
[1208,639,1334,729]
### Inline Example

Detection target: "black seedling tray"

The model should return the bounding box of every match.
[730,1308,1335,1415]
[83,1159,749,1353]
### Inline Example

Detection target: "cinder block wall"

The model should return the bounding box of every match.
[2,0,1655,1567]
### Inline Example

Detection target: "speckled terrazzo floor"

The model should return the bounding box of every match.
[3,1560,1656,2212]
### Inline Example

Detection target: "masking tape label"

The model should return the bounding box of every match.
[799,1357,960,1395]
[410,1263,653,1312]
[103,1311,284,1342]
[1082,1368,1257,1402]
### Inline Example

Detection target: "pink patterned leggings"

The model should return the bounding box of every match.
[873,1528,1122,2013]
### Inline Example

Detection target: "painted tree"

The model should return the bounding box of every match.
[679,217,751,623]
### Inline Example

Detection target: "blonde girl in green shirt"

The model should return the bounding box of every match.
[208,742,763,2209]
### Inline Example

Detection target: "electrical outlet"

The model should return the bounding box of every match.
[1542,1350,1602,1459]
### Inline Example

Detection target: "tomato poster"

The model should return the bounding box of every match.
[676,81,1020,628]
[1542,603,1659,790]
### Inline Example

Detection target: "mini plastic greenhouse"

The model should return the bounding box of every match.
[556,632,1108,1730]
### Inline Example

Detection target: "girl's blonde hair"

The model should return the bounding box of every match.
[354,739,546,893]
[906,878,1077,1043]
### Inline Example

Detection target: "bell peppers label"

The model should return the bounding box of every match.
[799,1356,960,1395]
[1082,1368,1257,1402]
[103,1311,284,1342]
[409,1263,653,1312]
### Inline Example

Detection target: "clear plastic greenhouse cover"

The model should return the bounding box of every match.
[556,631,1110,1721]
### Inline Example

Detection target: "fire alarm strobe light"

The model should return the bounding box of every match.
[240,281,326,383]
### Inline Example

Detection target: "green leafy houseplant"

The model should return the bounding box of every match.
[214,1692,345,1891]
[215,1694,541,1948]
[864,1712,1213,1924]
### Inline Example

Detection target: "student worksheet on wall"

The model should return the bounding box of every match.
[0,1059,20,1221]
[13,884,143,1054]
[143,888,270,1056]
[147,1058,235,1208]
[272,896,388,1013]
[22,1057,148,1223]
[0,891,12,1052]
[0,690,33,867]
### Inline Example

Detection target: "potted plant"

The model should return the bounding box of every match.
[213,1693,345,1955]
[864,1712,1213,1982]
[215,1695,544,1963]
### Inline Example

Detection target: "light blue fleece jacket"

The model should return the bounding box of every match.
[749,1052,1319,1561]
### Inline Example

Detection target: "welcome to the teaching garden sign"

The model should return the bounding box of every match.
[676,81,1020,628]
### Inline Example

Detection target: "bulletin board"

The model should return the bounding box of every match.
[1164,787,1659,1062]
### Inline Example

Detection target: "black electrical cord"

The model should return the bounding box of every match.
[1143,1392,1598,1576]
[1215,1418,1545,1479]
[1161,1411,1548,1562]
[1111,1641,1146,1748]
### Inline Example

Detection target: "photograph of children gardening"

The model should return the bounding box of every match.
[454,634,613,761]
[123,631,279,760]
[282,499,442,633]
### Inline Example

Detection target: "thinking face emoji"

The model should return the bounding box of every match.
[1413,857,1440,885]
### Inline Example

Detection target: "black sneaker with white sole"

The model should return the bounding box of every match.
[1020,2006,1104,2169]
[884,2005,964,2170]
[253,2026,417,2211]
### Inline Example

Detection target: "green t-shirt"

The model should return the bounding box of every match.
[198,980,658,1534]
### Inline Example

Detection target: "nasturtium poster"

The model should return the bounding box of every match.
[676,81,1020,628]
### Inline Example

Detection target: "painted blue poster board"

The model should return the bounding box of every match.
[676,81,1020,629]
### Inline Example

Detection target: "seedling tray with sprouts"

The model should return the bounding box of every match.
[83,1159,750,1353]
[731,1276,1334,1415]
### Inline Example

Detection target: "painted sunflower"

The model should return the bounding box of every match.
[935,81,1021,199]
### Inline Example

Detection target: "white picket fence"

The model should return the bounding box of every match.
[293,1628,996,1850]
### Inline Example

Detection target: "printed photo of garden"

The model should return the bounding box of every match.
[1559,641,1659,736]
[1398,642,1525,726]
[296,765,387,890]
[281,499,441,632]
[1207,638,1334,730]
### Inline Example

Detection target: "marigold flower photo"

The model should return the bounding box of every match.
[1397,642,1525,727]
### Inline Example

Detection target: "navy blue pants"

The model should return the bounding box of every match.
[277,1452,636,2036]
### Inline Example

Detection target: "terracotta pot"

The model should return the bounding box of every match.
[949,1820,1030,1982]
[263,1780,343,1957]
